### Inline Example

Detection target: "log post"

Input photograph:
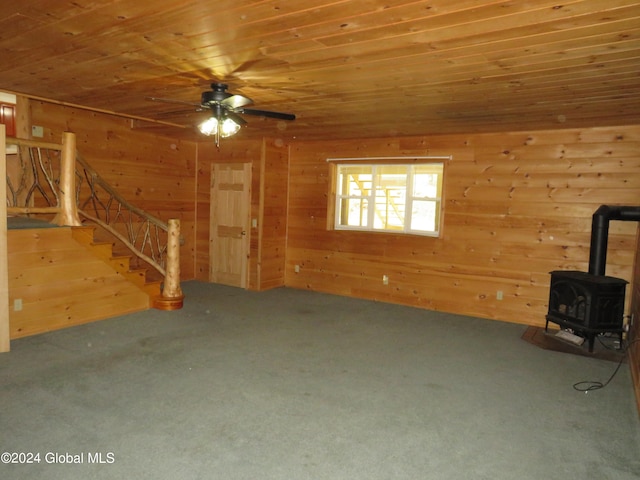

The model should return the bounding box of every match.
[152,218,184,310]
[52,132,82,226]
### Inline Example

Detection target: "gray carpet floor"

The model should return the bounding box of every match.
[1,281,639,479]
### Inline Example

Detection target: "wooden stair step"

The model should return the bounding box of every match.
[142,280,163,297]
[87,242,116,261]
[108,255,131,272]
[71,226,162,299]
[124,268,148,285]
[70,225,97,243]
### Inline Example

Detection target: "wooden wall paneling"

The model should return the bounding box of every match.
[249,148,263,290]
[256,142,266,289]
[195,142,212,281]
[286,125,640,327]
[257,140,289,290]
[28,100,198,280]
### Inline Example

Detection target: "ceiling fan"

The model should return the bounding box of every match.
[148,83,295,146]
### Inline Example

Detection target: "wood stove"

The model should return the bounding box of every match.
[545,270,627,352]
[545,205,640,353]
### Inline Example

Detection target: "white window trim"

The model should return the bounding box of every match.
[330,157,447,237]
[327,156,451,162]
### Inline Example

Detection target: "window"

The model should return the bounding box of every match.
[331,159,444,236]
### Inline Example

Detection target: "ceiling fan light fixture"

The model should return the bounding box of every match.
[198,115,241,138]
[198,116,218,136]
[220,117,241,138]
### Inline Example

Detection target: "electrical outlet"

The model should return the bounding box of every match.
[294,264,300,273]
[496,290,503,300]
[383,275,389,285]
[14,298,22,311]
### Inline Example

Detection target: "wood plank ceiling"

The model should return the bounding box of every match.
[1,0,639,142]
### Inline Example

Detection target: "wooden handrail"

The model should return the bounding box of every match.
[75,152,168,230]
[78,210,166,277]
[6,138,63,150]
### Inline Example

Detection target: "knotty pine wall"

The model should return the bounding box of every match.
[260,141,289,290]
[286,126,640,328]
[19,97,640,331]
[28,100,198,280]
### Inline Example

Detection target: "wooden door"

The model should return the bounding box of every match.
[209,163,251,288]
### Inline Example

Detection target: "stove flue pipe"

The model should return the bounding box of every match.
[588,205,640,276]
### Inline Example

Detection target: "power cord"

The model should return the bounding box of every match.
[596,332,622,351]
[573,338,639,393]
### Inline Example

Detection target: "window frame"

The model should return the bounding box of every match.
[327,156,447,237]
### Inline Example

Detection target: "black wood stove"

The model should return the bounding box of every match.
[545,205,640,352]
[545,270,627,352]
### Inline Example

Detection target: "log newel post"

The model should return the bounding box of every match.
[152,218,184,310]
[53,132,82,226]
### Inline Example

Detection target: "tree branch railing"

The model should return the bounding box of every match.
[5,133,183,307]
[5,138,65,218]
[75,152,169,277]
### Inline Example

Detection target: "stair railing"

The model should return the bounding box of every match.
[5,137,66,219]
[75,151,169,277]
[5,132,183,308]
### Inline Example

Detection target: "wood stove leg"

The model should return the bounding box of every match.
[588,334,595,353]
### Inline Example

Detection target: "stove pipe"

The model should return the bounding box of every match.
[588,205,640,276]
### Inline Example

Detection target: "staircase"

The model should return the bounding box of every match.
[8,225,153,339]
[6,133,182,295]
[71,226,162,298]
[4,133,184,345]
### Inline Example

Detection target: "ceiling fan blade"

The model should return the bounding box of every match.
[153,108,208,118]
[240,108,296,121]
[146,96,201,108]
[221,94,253,109]
[225,110,247,126]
